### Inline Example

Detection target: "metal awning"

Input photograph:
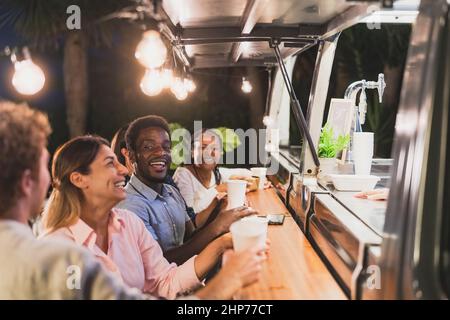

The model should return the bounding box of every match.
[155,0,382,69]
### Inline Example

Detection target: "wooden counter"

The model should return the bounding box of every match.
[239,188,347,300]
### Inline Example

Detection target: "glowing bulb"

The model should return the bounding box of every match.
[135,30,167,69]
[171,77,188,100]
[241,77,252,93]
[184,78,196,93]
[12,59,45,95]
[140,69,163,96]
[161,68,173,88]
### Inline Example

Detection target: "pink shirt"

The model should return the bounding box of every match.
[43,208,201,299]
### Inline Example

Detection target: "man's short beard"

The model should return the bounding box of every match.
[146,175,167,183]
[140,169,167,184]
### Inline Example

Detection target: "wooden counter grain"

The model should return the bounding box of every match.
[239,188,347,300]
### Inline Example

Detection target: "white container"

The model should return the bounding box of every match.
[250,167,267,189]
[230,217,268,253]
[353,132,374,175]
[226,180,247,209]
[329,174,380,191]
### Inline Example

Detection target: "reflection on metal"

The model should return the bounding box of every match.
[380,0,448,299]
[241,0,269,34]
[271,41,320,169]
[310,194,382,296]
[303,35,341,175]
[351,242,381,300]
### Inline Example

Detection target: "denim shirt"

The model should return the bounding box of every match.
[116,174,190,252]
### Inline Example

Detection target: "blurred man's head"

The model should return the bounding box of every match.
[0,101,51,222]
[111,124,134,176]
[126,115,171,184]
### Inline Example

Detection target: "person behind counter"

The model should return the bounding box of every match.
[41,135,266,299]
[116,115,256,265]
[173,128,255,228]
[0,101,264,300]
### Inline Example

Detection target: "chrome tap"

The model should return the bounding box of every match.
[344,73,386,162]
[344,73,386,131]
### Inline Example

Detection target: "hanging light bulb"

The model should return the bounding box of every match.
[184,78,196,93]
[171,77,188,100]
[135,30,167,69]
[160,68,173,88]
[11,48,45,95]
[241,77,252,94]
[140,69,163,96]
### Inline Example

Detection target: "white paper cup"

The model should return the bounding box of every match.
[353,132,374,175]
[230,217,268,253]
[226,180,247,209]
[250,167,267,189]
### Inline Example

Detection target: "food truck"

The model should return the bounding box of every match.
[155,0,449,299]
[0,0,448,301]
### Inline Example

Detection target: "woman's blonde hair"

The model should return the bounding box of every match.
[43,135,109,233]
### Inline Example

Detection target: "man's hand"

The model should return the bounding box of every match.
[212,206,258,235]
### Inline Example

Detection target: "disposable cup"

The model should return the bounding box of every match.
[353,132,374,175]
[250,167,267,190]
[226,180,247,209]
[230,216,268,253]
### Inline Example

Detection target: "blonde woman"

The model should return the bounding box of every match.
[42,135,265,299]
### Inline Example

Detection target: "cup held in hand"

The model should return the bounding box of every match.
[226,180,247,210]
[250,167,267,190]
[230,216,268,253]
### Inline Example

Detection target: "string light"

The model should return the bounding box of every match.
[140,69,163,96]
[135,30,167,69]
[11,48,45,96]
[184,78,196,93]
[241,77,252,93]
[171,76,188,100]
[160,68,173,88]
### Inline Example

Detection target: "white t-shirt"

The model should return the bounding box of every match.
[173,167,252,213]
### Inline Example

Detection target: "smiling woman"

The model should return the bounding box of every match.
[42,135,114,232]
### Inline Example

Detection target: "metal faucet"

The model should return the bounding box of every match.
[344,73,386,132]
[344,73,386,161]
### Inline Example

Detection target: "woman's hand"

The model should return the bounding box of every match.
[216,192,227,202]
[196,248,266,300]
[354,188,389,201]
[216,183,228,193]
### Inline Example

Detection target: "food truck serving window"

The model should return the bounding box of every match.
[324,23,411,159]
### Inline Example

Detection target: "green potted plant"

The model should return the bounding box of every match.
[168,123,242,171]
[318,123,350,173]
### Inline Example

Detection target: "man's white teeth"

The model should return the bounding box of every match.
[114,181,125,188]
[151,161,166,166]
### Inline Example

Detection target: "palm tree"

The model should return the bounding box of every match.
[0,0,132,137]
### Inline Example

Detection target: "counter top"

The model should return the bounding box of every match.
[238,188,347,300]
[316,161,391,236]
